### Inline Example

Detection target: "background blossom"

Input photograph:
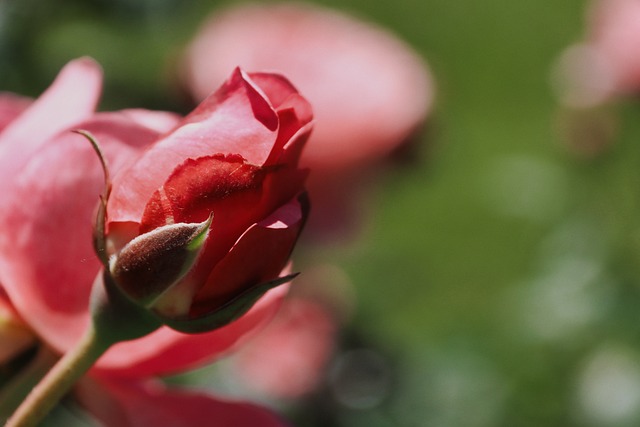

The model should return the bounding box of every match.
[182,2,434,241]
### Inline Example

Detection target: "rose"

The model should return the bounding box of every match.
[0,59,311,362]
[0,58,310,425]
[103,69,311,331]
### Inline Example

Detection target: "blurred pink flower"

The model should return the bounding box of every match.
[0,58,304,426]
[182,2,434,240]
[229,264,354,399]
[553,0,640,107]
[232,296,338,398]
[588,0,640,94]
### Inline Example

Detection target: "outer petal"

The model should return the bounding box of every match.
[193,197,306,312]
[107,69,291,226]
[0,58,102,193]
[75,377,289,427]
[246,72,313,167]
[0,113,161,353]
[119,109,181,134]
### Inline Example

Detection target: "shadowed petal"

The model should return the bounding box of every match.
[94,284,287,376]
[76,376,290,427]
[193,198,306,313]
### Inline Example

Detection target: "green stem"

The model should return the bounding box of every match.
[0,345,59,421]
[4,325,111,427]
[4,271,161,427]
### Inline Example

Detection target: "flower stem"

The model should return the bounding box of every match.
[5,271,161,427]
[5,324,110,427]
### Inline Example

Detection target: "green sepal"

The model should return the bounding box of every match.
[109,214,213,308]
[90,271,162,346]
[160,273,298,334]
[72,129,112,267]
[93,194,109,267]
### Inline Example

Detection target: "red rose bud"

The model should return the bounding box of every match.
[102,69,312,332]
[109,215,212,307]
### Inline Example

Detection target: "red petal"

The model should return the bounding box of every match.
[247,73,312,167]
[192,197,306,313]
[107,69,284,226]
[140,154,264,232]
[138,154,306,301]
[139,155,267,284]
[246,72,300,109]
[76,377,290,427]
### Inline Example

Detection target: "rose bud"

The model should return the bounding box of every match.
[109,215,212,307]
[102,69,312,333]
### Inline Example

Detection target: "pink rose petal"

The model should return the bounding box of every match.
[0,58,102,198]
[0,113,160,353]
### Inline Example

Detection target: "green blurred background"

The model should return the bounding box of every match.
[5,0,640,426]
